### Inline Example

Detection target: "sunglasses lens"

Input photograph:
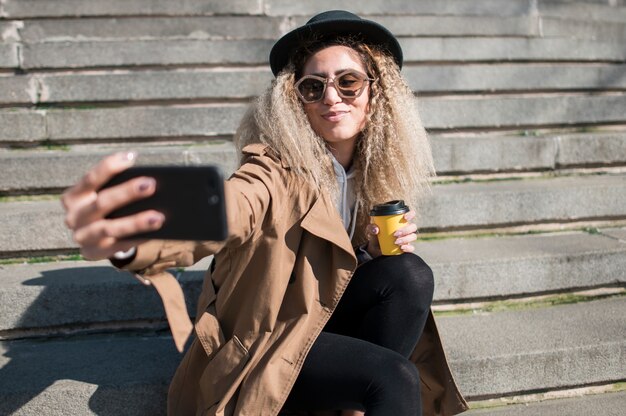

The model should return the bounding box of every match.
[336,73,365,97]
[297,78,325,102]
[296,72,370,103]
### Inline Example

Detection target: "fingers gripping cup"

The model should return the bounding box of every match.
[370,200,410,256]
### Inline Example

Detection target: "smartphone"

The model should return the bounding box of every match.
[100,166,228,241]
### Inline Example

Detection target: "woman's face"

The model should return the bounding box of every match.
[300,45,370,147]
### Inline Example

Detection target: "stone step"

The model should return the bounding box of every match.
[466,391,626,416]
[0,142,240,193]
[12,37,625,71]
[539,0,626,23]
[13,16,536,42]
[3,131,626,193]
[0,297,623,413]
[1,175,625,253]
[0,332,175,416]
[422,174,626,231]
[17,16,289,43]
[7,14,625,43]
[0,21,22,42]
[540,16,626,41]
[1,0,535,19]
[2,95,625,144]
[0,43,18,69]
[2,64,625,106]
[0,0,263,18]
[1,229,624,333]
[442,296,626,397]
[266,0,535,17]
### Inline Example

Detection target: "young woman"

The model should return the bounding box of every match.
[62,10,467,416]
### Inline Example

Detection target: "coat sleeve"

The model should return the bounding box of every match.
[115,144,285,276]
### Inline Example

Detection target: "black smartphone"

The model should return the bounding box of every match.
[100,166,228,241]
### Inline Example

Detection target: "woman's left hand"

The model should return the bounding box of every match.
[365,209,418,257]
[393,209,418,253]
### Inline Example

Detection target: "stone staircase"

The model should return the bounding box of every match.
[1,0,625,414]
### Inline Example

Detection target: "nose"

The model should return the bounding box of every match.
[322,81,342,105]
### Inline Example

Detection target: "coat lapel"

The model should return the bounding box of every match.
[300,192,356,261]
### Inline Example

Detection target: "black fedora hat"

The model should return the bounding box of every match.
[269,10,403,76]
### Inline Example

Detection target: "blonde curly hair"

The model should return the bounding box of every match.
[234,38,435,244]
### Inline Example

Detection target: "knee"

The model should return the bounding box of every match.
[367,352,421,404]
[382,254,434,306]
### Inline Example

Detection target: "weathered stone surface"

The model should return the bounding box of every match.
[3,0,262,18]
[4,131,625,194]
[0,75,36,104]
[34,64,626,104]
[46,105,247,140]
[22,39,273,69]
[600,226,626,242]
[3,174,625,253]
[541,17,626,41]
[0,111,46,142]
[432,134,557,173]
[539,1,626,23]
[417,231,626,300]
[21,36,626,69]
[0,297,623,412]
[405,64,626,92]
[0,142,238,192]
[0,334,175,416]
[0,21,23,42]
[442,297,626,397]
[1,231,623,332]
[556,132,626,167]
[265,0,534,17]
[39,69,272,102]
[419,95,626,130]
[290,15,538,37]
[466,391,626,416]
[401,37,626,62]
[20,16,286,42]
[0,200,74,253]
[12,94,622,144]
[0,43,19,68]
[420,174,626,230]
[0,257,211,331]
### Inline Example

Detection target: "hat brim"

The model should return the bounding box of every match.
[269,18,403,76]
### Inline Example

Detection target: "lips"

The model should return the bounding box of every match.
[322,111,348,122]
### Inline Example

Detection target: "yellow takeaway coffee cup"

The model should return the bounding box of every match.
[370,200,410,256]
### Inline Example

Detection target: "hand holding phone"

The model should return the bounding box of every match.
[100,166,228,241]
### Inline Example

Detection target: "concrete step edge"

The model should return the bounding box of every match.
[2,131,626,193]
[1,228,624,334]
[1,174,625,253]
[0,297,623,412]
[465,389,626,415]
[2,95,625,143]
[3,64,626,107]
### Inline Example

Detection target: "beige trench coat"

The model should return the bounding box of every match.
[119,144,468,416]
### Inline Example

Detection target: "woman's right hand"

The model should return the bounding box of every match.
[61,152,164,260]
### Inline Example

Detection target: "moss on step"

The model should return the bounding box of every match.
[433,290,626,317]
[0,253,83,265]
[468,382,626,410]
[0,194,59,202]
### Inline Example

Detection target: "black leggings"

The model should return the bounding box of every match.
[284,253,434,415]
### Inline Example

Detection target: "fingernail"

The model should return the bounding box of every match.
[121,151,136,162]
[148,214,164,226]
[138,178,155,192]
[393,231,401,237]
[394,239,401,245]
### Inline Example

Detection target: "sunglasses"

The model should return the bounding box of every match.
[294,70,375,104]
